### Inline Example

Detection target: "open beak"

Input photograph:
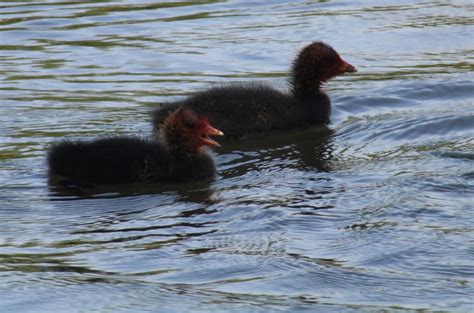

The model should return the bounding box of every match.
[200,124,224,148]
[339,59,357,74]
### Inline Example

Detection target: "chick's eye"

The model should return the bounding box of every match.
[185,120,196,129]
[179,109,200,129]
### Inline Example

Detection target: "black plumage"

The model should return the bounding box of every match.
[48,109,222,185]
[48,137,215,184]
[152,41,356,140]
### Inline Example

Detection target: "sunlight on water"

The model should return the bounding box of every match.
[0,1,473,312]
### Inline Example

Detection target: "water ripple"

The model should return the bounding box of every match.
[1,0,474,312]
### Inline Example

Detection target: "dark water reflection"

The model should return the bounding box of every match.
[1,1,473,312]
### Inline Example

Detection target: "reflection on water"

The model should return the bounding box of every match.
[48,178,216,203]
[1,0,473,312]
[220,126,335,174]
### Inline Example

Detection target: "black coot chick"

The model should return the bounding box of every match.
[152,41,356,140]
[48,108,223,185]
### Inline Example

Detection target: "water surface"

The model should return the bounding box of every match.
[1,1,473,312]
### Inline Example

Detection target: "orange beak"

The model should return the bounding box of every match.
[339,59,357,74]
[200,124,224,148]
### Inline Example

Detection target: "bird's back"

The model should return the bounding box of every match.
[48,137,215,185]
[48,137,164,184]
[153,84,321,139]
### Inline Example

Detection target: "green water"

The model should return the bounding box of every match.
[1,1,473,312]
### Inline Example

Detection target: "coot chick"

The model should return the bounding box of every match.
[152,41,356,140]
[48,109,223,185]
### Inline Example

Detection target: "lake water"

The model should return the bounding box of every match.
[1,1,473,312]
